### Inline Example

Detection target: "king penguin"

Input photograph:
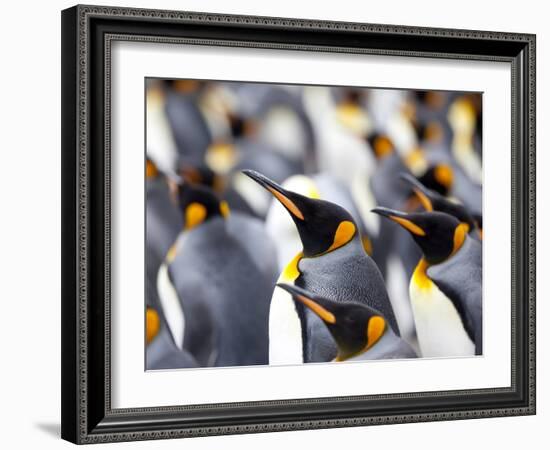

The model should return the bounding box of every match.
[156,181,277,367]
[372,207,482,357]
[242,169,398,365]
[401,173,481,239]
[277,284,417,361]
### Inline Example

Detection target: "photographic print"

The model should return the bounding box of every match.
[145,79,483,370]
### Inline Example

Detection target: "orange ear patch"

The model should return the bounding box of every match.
[434,164,454,189]
[146,307,160,344]
[452,223,468,254]
[327,221,356,252]
[366,316,386,350]
[185,202,207,230]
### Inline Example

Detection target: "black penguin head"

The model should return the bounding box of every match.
[242,170,358,257]
[401,173,476,231]
[277,283,387,361]
[417,163,454,196]
[366,133,395,160]
[372,207,468,265]
[174,181,229,230]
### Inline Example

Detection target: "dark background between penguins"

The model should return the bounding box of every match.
[145,78,483,369]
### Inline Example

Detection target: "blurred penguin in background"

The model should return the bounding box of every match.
[156,181,278,367]
[198,82,314,218]
[145,158,182,308]
[163,79,213,168]
[146,302,198,370]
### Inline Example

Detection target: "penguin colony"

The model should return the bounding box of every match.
[145,79,483,369]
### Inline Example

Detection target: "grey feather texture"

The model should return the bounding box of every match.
[298,236,399,362]
[168,217,276,367]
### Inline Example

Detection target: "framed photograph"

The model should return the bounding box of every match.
[61,5,536,444]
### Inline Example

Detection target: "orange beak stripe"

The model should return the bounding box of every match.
[294,293,336,324]
[389,215,426,236]
[413,188,433,212]
[267,186,305,220]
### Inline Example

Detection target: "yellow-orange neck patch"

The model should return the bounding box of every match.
[219,200,230,218]
[166,243,178,263]
[281,252,303,282]
[412,258,432,291]
[361,235,373,256]
[185,202,207,230]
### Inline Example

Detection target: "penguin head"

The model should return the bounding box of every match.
[242,170,358,257]
[175,181,230,230]
[401,173,476,231]
[277,283,387,361]
[366,133,395,160]
[372,207,468,265]
[417,163,454,196]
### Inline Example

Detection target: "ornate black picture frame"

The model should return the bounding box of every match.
[61,4,536,444]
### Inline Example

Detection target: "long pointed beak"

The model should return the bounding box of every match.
[276,283,336,324]
[371,207,426,236]
[400,173,434,212]
[242,170,305,220]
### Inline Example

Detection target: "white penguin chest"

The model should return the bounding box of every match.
[410,278,474,358]
[268,254,305,365]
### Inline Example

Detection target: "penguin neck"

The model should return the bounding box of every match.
[414,232,468,289]
[412,258,432,291]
